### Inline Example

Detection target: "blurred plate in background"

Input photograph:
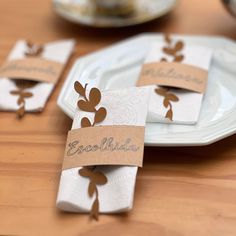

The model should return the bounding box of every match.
[52,0,176,27]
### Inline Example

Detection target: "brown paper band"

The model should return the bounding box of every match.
[62,125,145,170]
[0,58,63,83]
[137,62,208,93]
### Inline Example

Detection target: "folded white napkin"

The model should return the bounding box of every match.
[57,87,149,213]
[0,39,75,113]
[144,39,212,124]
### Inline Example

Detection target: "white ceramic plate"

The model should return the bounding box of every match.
[58,33,236,146]
[52,0,176,27]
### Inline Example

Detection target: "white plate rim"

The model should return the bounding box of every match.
[57,33,236,146]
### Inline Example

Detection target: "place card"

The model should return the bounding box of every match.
[138,62,208,93]
[63,125,145,169]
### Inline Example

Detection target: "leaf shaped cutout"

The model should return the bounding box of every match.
[36,47,43,55]
[165,34,171,44]
[165,109,173,121]
[89,88,101,107]
[160,58,167,62]
[25,52,30,56]
[90,198,99,221]
[94,107,107,124]
[155,87,168,96]
[14,80,37,89]
[163,47,175,55]
[26,41,33,48]
[25,43,43,57]
[174,41,184,52]
[88,182,96,197]
[79,168,91,178]
[174,54,184,62]
[81,117,92,128]
[92,171,107,185]
[25,49,42,57]
[17,96,24,106]
[10,90,21,95]
[74,81,85,96]
[17,106,25,118]
[22,92,33,98]
[77,100,95,112]
[166,93,179,102]
[163,98,169,108]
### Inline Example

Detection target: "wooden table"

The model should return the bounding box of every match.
[0,0,236,235]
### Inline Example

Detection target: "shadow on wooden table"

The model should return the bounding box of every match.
[56,210,181,236]
[143,135,236,165]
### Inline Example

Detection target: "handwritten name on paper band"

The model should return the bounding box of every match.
[0,58,63,83]
[137,62,208,93]
[62,125,145,169]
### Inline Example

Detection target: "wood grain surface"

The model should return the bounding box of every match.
[0,0,236,235]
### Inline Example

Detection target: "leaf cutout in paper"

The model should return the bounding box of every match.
[79,168,91,177]
[25,41,43,57]
[10,90,21,95]
[81,117,92,128]
[165,109,173,121]
[163,47,175,55]
[29,46,43,57]
[156,35,183,122]
[37,47,43,55]
[17,96,24,105]
[92,171,108,185]
[174,55,184,62]
[15,80,37,89]
[174,41,184,51]
[155,87,168,96]
[77,100,95,112]
[89,88,101,107]
[88,182,96,197]
[26,41,33,48]
[94,107,107,124]
[74,80,108,221]
[22,92,33,98]
[165,34,171,44]
[166,94,179,102]
[161,35,185,64]
[161,58,167,62]
[91,198,99,221]
[74,81,85,97]
[163,98,169,108]
[17,106,25,118]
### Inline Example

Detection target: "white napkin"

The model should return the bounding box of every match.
[145,40,212,124]
[57,87,149,213]
[0,39,75,112]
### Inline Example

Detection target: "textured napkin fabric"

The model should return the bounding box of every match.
[0,39,75,112]
[57,87,149,213]
[144,39,212,124]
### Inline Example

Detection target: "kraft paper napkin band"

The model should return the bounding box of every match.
[137,62,208,93]
[62,125,145,170]
[0,40,75,119]
[0,58,63,84]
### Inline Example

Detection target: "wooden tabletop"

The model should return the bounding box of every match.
[0,0,236,235]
